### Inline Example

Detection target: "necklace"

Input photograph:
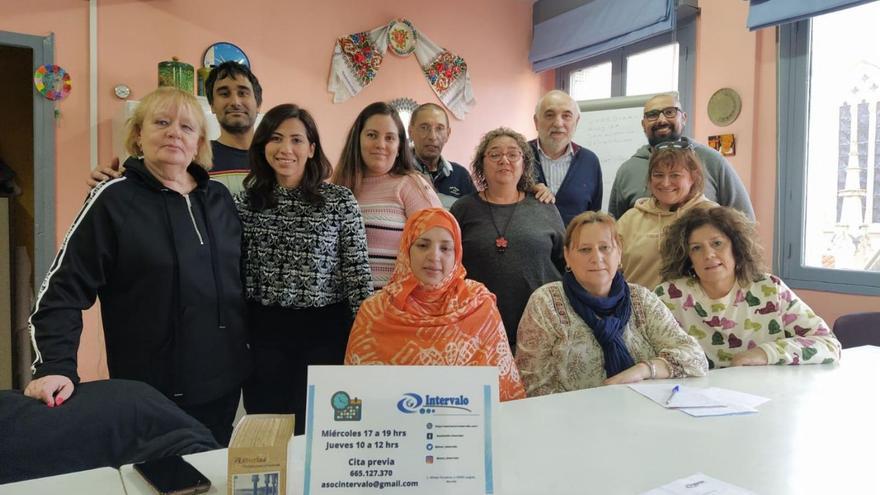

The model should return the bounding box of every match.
[482,191,521,254]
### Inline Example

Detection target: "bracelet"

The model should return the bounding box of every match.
[641,360,656,380]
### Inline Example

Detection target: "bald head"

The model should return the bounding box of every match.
[641,92,687,147]
[534,90,580,158]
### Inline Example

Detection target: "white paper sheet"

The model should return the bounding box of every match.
[628,384,770,417]
[640,472,758,495]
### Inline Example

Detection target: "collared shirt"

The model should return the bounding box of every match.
[536,141,574,194]
[414,152,476,208]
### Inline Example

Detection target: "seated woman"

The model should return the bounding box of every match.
[656,206,841,368]
[515,211,707,398]
[616,140,717,289]
[345,208,525,401]
[450,128,565,350]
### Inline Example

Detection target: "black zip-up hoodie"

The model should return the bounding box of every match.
[30,157,251,406]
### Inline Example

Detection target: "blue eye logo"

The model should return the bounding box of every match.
[397,393,423,413]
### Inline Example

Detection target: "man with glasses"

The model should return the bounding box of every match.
[408,103,475,208]
[608,92,754,220]
[530,90,602,226]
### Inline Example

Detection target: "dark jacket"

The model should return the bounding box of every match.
[530,140,603,226]
[30,157,251,406]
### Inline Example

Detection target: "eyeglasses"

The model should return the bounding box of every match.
[484,150,524,162]
[643,107,682,121]
[653,139,694,151]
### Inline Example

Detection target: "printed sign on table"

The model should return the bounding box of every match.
[303,366,499,494]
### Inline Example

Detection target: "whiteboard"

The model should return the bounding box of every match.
[572,94,652,212]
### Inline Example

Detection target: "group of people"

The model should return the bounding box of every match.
[22,61,840,447]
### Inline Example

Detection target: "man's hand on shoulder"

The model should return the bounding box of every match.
[533,183,556,204]
[86,157,125,189]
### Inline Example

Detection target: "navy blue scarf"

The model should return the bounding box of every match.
[562,271,634,377]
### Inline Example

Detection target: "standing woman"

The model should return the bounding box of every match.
[238,104,372,435]
[333,102,442,289]
[450,128,565,348]
[616,140,717,289]
[26,87,251,445]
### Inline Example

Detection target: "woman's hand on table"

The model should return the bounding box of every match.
[730,347,769,367]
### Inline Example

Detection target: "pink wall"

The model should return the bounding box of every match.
[692,0,880,328]
[95,0,542,169]
[2,0,544,381]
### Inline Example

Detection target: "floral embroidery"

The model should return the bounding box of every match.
[422,51,467,96]
[338,32,383,86]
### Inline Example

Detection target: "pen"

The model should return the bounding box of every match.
[664,385,680,406]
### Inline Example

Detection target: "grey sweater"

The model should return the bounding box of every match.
[450,193,565,349]
[608,137,755,220]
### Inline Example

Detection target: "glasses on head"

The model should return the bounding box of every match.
[653,139,694,151]
[484,150,524,163]
[643,107,682,121]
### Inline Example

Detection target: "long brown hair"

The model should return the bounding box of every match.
[332,101,418,193]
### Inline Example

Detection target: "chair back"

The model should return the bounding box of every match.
[832,312,880,348]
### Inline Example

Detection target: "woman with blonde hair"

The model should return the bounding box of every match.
[656,206,841,368]
[516,211,707,397]
[26,87,251,445]
[333,102,441,289]
[617,140,717,289]
[346,208,525,401]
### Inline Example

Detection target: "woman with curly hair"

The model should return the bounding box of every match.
[655,206,841,369]
[450,128,565,348]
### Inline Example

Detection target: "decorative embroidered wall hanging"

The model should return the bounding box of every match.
[329,18,475,120]
[33,64,72,101]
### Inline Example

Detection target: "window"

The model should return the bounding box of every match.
[557,18,696,136]
[778,1,880,295]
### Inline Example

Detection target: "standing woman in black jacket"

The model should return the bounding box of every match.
[25,87,251,446]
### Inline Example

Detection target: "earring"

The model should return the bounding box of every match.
[565,266,572,273]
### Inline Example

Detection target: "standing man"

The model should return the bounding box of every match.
[531,90,602,226]
[608,92,754,220]
[88,62,262,194]
[408,103,475,208]
[202,61,262,194]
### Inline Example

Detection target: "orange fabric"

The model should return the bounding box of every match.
[345,208,525,401]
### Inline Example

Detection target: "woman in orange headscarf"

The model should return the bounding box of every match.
[344,208,525,401]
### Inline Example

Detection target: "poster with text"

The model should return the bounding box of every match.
[303,366,500,494]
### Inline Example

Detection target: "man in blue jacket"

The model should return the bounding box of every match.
[530,90,602,226]
[408,103,475,208]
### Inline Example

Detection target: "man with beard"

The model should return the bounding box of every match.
[88,62,262,194]
[608,92,754,220]
[530,90,602,226]
[408,103,475,208]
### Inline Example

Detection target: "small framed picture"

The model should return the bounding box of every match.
[708,134,736,156]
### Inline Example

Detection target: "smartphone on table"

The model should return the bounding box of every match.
[133,454,212,495]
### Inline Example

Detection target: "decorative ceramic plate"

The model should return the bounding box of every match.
[707,88,741,127]
[387,19,417,56]
[203,42,250,68]
[34,64,71,101]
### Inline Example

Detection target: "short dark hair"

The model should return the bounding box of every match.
[409,103,449,127]
[470,127,536,193]
[659,206,764,285]
[244,104,331,210]
[332,101,418,192]
[205,61,263,107]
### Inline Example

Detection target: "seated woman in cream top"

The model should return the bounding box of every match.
[515,211,707,397]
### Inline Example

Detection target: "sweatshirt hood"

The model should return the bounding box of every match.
[633,193,711,216]
[123,157,211,192]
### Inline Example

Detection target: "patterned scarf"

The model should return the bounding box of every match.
[562,271,634,377]
[345,208,525,401]
[328,18,475,119]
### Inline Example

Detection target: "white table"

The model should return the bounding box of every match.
[118,346,880,494]
[0,467,125,494]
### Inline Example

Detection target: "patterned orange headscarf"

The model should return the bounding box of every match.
[345,208,525,401]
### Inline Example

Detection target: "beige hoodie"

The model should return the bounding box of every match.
[616,194,717,290]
